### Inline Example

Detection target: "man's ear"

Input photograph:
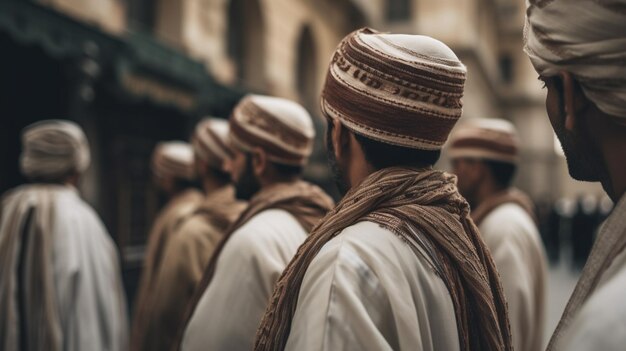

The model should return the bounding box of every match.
[560,71,591,132]
[251,147,267,177]
[331,118,350,161]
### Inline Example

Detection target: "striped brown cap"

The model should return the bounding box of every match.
[321,28,467,150]
[448,118,519,164]
[229,95,315,166]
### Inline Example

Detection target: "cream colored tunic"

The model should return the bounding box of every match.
[285,221,460,351]
[479,203,547,351]
[553,195,626,351]
[181,209,307,351]
[0,185,128,351]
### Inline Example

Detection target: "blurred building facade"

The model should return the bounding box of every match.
[1,0,605,299]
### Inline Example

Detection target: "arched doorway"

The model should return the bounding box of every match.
[296,25,318,115]
[227,0,266,91]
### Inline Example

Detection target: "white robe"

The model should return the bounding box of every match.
[285,221,460,351]
[0,185,128,351]
[554,195,626,351]
[479,203,547,351]
[181,209,307,351]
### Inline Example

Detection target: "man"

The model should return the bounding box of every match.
[179,95,334,351]
[448,118,547,351]
[525,1,626,350]
[131,141,203,350]
[0,120,127,351]
[256,28,511,351]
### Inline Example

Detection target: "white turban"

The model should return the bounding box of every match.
[20,120,90,181]
[524,0,626,121]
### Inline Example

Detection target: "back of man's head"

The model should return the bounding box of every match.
[321,28,466,170]
[229,94,315,174]
[20,120,90,184]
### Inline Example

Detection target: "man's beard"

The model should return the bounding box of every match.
[326,127,350,196]
[234,154,261,200]
[553,119,602,182]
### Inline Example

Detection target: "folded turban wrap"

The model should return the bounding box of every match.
[448,118,520,164]
[524,0,626,121]
[229,95,315,166]
[192,118,233,170]
[20,120,90,181]
[321,28,467,150]
[151,141,196,181]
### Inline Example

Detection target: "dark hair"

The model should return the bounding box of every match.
[353,132,441,169]
[208,167,232,184]
[271,162,303,177]
[484,160,517,188]
[173,178,202,192]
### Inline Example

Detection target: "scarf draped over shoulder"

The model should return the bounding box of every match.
[255,167,512,351]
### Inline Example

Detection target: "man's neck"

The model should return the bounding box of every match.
[203,175,228,195]
[601,148,626,202]
[259,176,300,191]
[473,181,505,209]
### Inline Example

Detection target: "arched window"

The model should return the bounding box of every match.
[227,0,267,90]
[296,25,318,115]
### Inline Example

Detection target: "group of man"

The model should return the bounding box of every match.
[2,1,626,350]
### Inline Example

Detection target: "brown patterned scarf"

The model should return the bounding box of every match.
[173,180,334,349]
[471,188,537,226]
[255,167,512,351]
[0,185,63,351]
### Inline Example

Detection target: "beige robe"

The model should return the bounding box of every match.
[0,185,127,351]
[549,195,626,351]
[181,209,308,351]
[479,203,547,351]
[285,221,460,351]
[132,186,244,351]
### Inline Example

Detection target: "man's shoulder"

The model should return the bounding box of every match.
[310,220,434,277]
[562,262,626,350]
[481,203,538,238]
[236,209,303,236]
[227,209,307,252]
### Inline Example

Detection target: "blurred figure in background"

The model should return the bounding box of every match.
[179,95,334,351]
[525,0,626,350]
[131,141,204,350]
[0,120,127,351]
[449,118,547,351]
[131,119,246,351]
[571,195,598,269]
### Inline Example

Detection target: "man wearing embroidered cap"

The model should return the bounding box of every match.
[178,95,334,351]
[132,122,246,351]
[449,118,547,351]
[0,120,127,351]
[524,1,626,350]
[256,28,511,351]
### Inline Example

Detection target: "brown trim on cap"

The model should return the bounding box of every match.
[322,71,458,145]
[230,117,309,164]
[451,137,518,155]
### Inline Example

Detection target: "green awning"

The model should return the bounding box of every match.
[0,1,243,113]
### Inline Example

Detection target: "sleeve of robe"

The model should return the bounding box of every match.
[285,221,460,351]
[141,217,219,351]
[479,204,547,351]
[53,193,128,351]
